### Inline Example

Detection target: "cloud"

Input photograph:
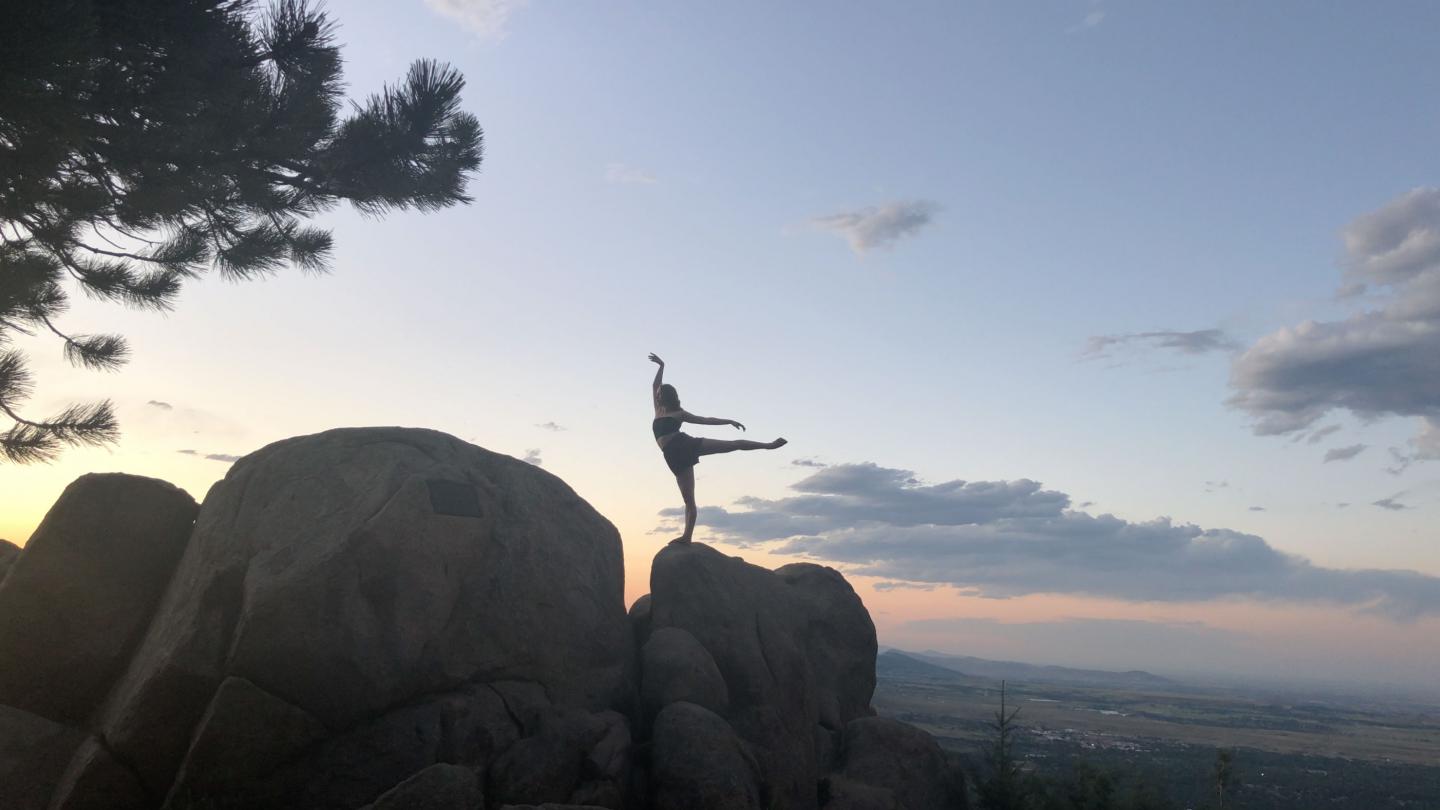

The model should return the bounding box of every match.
[1372,496,1409,511]
[536,422,566,432]
[1303,424,1342,445]
[146,400,173,410]
[423,0,528,37]
[1203,480,1228,494]
[603,163,657,185]
[663,461,1440,620]
[177,449,239,463]
[522,448,543,466]
[874,581,939,592]
[1323,444,1368,463]
[1067,9,1106,34]
[1077,500,1095,508]
[1230,188,1440,462]
[792,458,827,468]
[1248,506,1266,512]
[1085,329,1238,359]
[1337,502,1351,509]
[812,200,939,254]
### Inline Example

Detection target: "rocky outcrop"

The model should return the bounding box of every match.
[650,701,763,810]
[831,717,964,810]
[0,474,197,727]
[86,428,633,806]
[0,704,87,810]
[0,539,18,583]
[0,427,963,810]
[645,543,883,810]
[365,763,482,810]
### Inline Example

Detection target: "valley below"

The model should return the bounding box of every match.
[875,651,1440,809]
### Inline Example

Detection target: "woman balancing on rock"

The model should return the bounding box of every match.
[650,353,786,544]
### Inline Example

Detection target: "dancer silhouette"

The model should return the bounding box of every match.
[649,353,786,544]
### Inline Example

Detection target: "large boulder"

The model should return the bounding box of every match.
[88,428,632,803]
[834,717,965,810]
[0,539,18,583]
[0,474,197,726]
[367,763,482,810]
[0,704,86,810]
[648,543,876,810]
[650,702,763,810]
[640,627,728,726]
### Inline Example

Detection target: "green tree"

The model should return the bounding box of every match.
[976,681,1031,810]
[0,0,482,462]
[1212,748,1236,810]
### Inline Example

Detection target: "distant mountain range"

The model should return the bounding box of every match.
[879,649,1177,690]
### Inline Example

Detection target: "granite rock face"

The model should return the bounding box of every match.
[644,543,882,810]
[0,539,19,583]
[88,428,632,804]
[0,474,197,727]
[1,427,963,810]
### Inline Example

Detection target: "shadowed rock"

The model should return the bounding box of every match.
[0,474,197,727]
[648,543,876,810]
[0,539,18,583]
[89,428,631,801]
[640,627,728,727]
[651,701,763,810]
[835,717,964,810]
[367,763,482,810]
[48,736,148,810]
[0,704,87,810]
[1,427,960,810]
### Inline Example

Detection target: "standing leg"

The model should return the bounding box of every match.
[672,466,697,544]
[697,437,787,456]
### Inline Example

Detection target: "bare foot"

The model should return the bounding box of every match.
[768,438,788,450]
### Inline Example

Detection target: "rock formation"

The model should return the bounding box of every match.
[0,538,19,583]
[0,427,964,810]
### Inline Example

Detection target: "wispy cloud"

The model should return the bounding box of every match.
[146,400,173,410]
[874,581,939,592]
[423,0,528,38]
[1230,188,1440,464]
[603,163,657,185]
[1248,506,1267,512]
[1373,496,1409,511]
[522,448,543,466]
[536,421,566,432]
[1067,8,1106,34]
[1085,329,1238,359]
[1303,424,1342,445]
[177,449,240,464]
[1323,444,1368,463]
[661,461,1440,620]
[792,458,827,468]
[812,200,939,254]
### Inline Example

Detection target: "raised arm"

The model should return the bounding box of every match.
[681,411,746,431]
[649,353,667,408]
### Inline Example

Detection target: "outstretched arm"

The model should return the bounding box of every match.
[681,412,745,431]
[649,353,664,405]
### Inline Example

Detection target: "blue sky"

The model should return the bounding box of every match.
[4,1,1439,691]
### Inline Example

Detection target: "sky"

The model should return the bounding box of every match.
[3,0,1439,695]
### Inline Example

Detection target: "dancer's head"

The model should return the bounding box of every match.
[658,384,680,409]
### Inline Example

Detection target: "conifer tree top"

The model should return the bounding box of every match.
[0,0,483,462]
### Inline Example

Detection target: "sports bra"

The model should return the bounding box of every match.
[652,415,682,438]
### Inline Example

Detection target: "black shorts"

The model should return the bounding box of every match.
[661,432,703,475]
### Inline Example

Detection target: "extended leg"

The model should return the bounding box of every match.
[697,437,787,456]
[673,466,697,544]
